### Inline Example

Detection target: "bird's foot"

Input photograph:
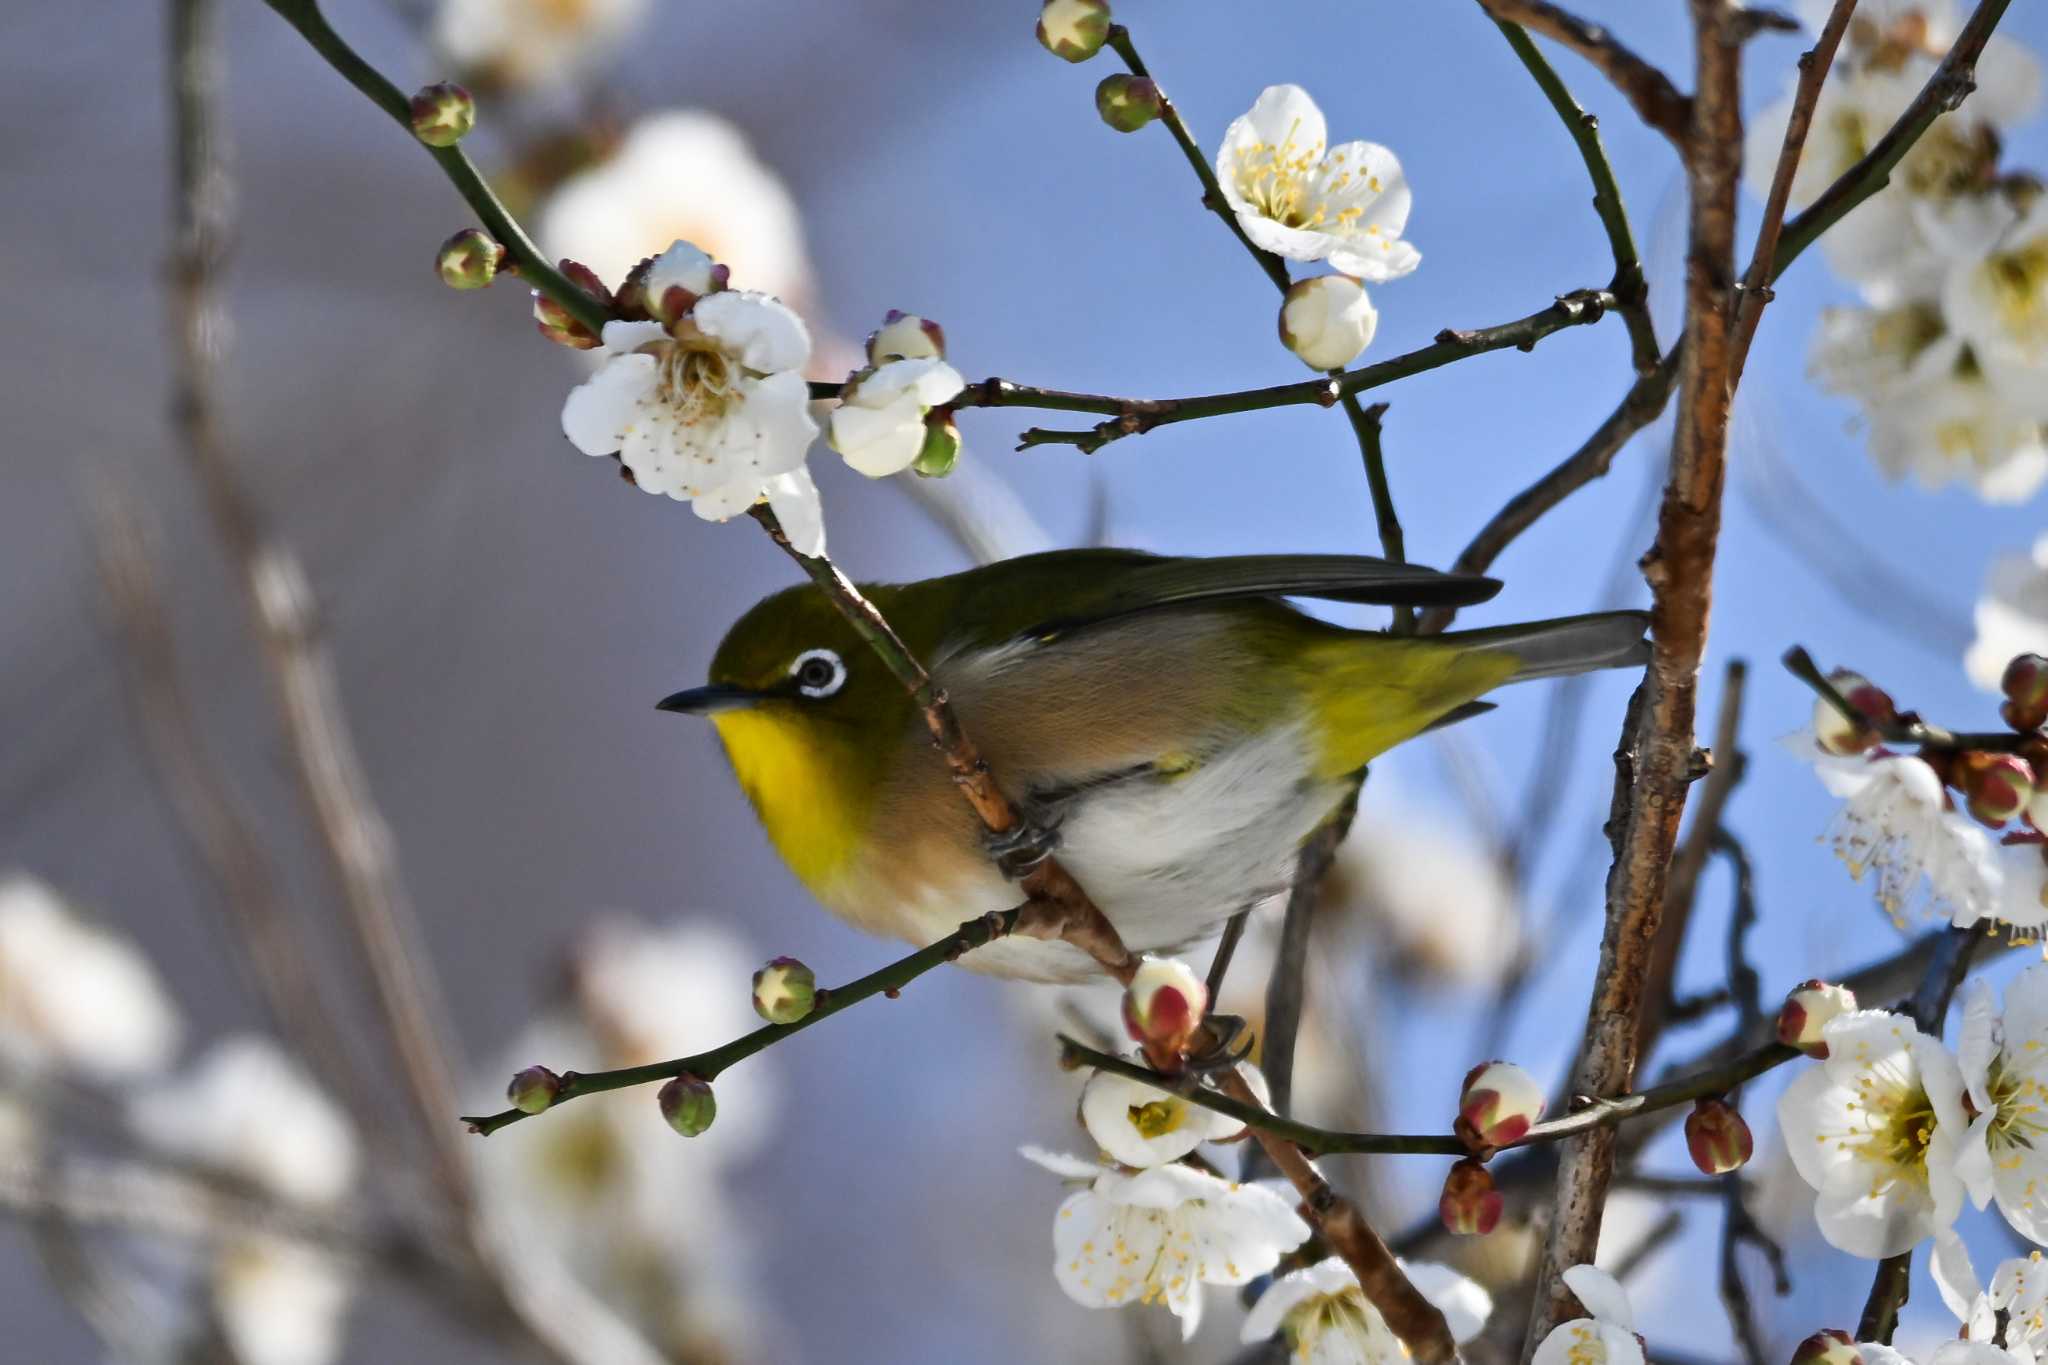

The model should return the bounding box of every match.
[982,808,1064,880]
[1180,1013,1254,1076]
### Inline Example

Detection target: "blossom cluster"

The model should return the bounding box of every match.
[1751,1,2046,500]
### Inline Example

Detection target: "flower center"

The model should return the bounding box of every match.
[1127,1098,1187,1140]
[1987,1056,2048,1157]
[1288,1290,1381,1354]
[1231,120,1371,232]
[1987,238,2048,355]
[1854,1078,1938,1179]
[653,334,739,427]
[1871,302,1946,366]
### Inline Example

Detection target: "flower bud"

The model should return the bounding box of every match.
[2006,653,2048,732]
[1122,956,1207,1061]
[1812,669,1893,755]
[657,1073,716,1137]
[752,956,817,1025]
[1439,1158,1502,1236]
[621,241,728,330]
[1094,74,1161,133]
[1456,1061,1545,1150]
[1684,1097,1753,1175]
[1037,0,1111,62]
[867,311,946,365]
[1279,275,1379,371]
[1791,1330,1863,1365]
[436,228,503,290]
[532,260,612,350]
[1777,979,1857,1057]
[506,1065,561,1114]
[409,82,476,148]
[1959,750,2036,827]
[912,414,961,478]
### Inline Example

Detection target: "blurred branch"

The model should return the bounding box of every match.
[1485,13,1659,373]
[1470,0,1696,145]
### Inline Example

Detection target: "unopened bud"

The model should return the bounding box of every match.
[409,82,476,148]
[1280,275,1379,371]
[1439,1158,1502,1236]
[1791,1330,1863,1365]
[532,259,612,350]
[436,228,503,290]
[1037,0,1110,62]
[621,240,727,330]
[1122,956,1207,1061]
[912,414,961,478]
[1456,1060,1545,1150]
[1095,74,1161,133]
[867,311,946,364]
[1813,669,1892,755]
[506,1065,561,1114]
[657,1073,716,1137]
[752,956,817,1025]
[2006,654,2048,732]
[1685,1097,1753,1175]
[1959,750,2036,827]
[1777,980,1857,1057]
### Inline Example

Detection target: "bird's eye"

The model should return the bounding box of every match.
[790,648,847,699]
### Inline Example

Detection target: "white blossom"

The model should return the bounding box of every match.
[1241,1256,1491,1363]
[1530,1265,1644,1365]
[0,874,180,1081]
[1968,536,2048,692]
[1279,274,1379,370]
[1020,1145,1309,1340]
[1078,1064,1263,1169]
[1809,300,1949,403]
[538,111,811,306]
[827,358,966,478]
[1864,335,2048,503]
[1953,968,2048,1243]
[1793,735,2003,927]
[212,1238,354,1365]
[1940,192,2048,383]
[129,1035,358,1206]
[1215,84,1418,282]
[1778,1009,1971,1257]
[433,0,648,92]
[561,287,824,551]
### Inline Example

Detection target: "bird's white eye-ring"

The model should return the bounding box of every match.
[791,648,847,699]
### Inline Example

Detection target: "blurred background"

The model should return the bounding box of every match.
[6,0,2048,1360]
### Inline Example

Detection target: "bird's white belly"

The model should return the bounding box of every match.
[895,721,1346,983]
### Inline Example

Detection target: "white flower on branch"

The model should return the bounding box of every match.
[1967,536,2048,693]
[1777,1009,1971,1258]
[434,0,649,93]
[539,111,812,308]
[212,1238,355,1365]
[0,873,180,1082]
[1864,335,2048,503]
[1240,1256,1491,1363]
[1792,735,2003,927]
[1808,300,1948,403]
[129,1035,358,1207]
[1077,1064,1265,1169]
[1215,84,1418,282]
[1953,968,2048,1243]
[1938,192,2048,382]
[827,358,967,478]
[1529,1265,1643,1365]
[1280,274,1379,370]
[561,281,824,552]
[1019,1145,1309,1341]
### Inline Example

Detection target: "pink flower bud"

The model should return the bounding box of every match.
[1439,1158,1502,1236]
[1095,74,1162,132]
[867,311,946,365]
[531,260,612,350]
[1037,0,1111,62]
[1791,1330,1863,1365]
[506,1064,561,1114]
[1959,751,2035,827]
[752,956,817,1025]
[436,228,503,290]
[2006,654,2048,722]
[1812,670,1892,755]
[1456,1061,1545,1150]
[409,82,476,148]
[1121,956,1206,1061]
[657,1073,716,1137]
[1684,1097,1753,1175]
[620,242,727,330]
[1777,980,1857,1057]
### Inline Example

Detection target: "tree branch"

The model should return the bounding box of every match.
[1786,645,2036,752]
[1472,0,1696,146]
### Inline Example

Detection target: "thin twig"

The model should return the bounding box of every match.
[1786,645,2033,752]
[1348,405,1412,631]
[1472,0,1697,145]
[1204,909,1252,1004]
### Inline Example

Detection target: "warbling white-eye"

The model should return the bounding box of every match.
[659,549,1646,981]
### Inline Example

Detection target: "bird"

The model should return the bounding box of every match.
[657,549,1647,982]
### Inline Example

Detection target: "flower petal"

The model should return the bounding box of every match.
[1019,1145,1104,1180]
[561,353,658,456]
[694,289,811,373]
[1561,1264,1631,1328]
[764,467,826,557]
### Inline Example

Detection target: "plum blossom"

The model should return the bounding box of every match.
[1216,85,1418,282]
[1530,1265,1643,1365]
[1077,1064,1263,1169]
[1953,968,2048,1243]
[1939,192,2048,384]
[1020,1145,1309,1340]
[1279,274,1378,370]
[1863,335,2048,503]
[827,358,966,478]
[1967,536,2048,692]
[1240,1257,1491,1363]
[0,874,181,1081]
[1777,1009,1971,1257]
[433,0,649,92]
[212,1239,355,1365]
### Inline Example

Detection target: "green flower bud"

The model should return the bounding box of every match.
[409,82,476,148]
[658,1073,716,1137]
[752,956,817,1025]
[1094,74,1161,133]
[506,1065,561,1114]
[1037,0,1110,62]
[912,414,961,478]
[437,228,503,290]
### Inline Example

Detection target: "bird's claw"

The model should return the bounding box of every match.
[982,810,1064,879]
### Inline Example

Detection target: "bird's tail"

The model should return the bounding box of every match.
[1444,610,1651,683]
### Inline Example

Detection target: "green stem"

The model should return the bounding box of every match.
[1060,1037,1798,1157]
[462,909,1020,1136]
[257,0,610,337]
[1488,16,1660,375]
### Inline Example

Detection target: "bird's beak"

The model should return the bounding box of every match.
[655,684,763,716]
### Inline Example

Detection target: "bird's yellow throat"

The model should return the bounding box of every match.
[710,707,867,891]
